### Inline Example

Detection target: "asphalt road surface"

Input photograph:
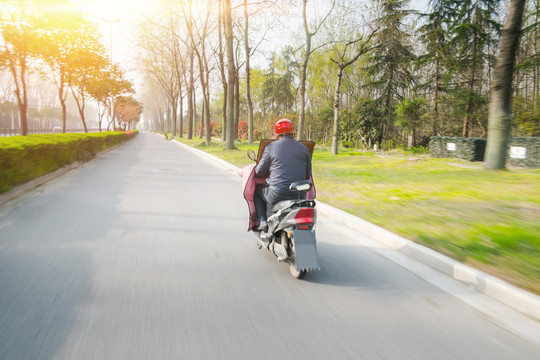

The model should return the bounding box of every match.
[1,132,539,360]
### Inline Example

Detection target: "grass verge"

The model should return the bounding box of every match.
[175,136,540,295]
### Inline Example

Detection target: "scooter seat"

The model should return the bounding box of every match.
[271,199,315,213]
[271,200,296,213]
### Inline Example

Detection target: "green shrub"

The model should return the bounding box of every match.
[0,131,136,194]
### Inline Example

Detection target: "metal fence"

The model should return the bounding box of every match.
[0,128,101,136]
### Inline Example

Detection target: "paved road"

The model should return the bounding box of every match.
[1,132,539,360]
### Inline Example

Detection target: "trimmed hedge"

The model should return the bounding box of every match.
[0,130,138,194]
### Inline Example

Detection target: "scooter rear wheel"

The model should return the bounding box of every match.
[284,233,306,278]
[289,262,306,279]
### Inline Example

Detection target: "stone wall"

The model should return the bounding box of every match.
[429,137,486,162]
[429,136,540,168]
[506,137,540,168]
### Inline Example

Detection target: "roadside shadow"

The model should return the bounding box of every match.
[304,242,441,294]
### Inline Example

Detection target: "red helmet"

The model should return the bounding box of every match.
[275,119,294,135]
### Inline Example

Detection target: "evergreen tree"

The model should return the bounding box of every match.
[417,0,454,136]
[367,0,415,147]
[447,0,501,137]
[513,0,540,136]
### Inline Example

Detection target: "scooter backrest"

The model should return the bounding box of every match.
[289,180,312,193]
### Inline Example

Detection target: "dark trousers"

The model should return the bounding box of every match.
[254,185,287,223]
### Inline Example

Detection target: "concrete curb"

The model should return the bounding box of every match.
[171,137,540,323]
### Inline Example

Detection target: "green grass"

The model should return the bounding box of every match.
[175,136,540,294]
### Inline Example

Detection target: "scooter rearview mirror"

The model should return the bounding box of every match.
[247,149,256,162]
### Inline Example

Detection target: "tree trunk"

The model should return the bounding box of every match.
[194,92,200,138]
[331,67,343,155]
[485,0,526,169]
[205,70,211,144]
[434,58,440,136]
[244,0,254,143]
[297,0,311,141]
[463,4,479,138]
[60,98,67,133]
[224,0,235,150]
[179,86,184,137]
[172,98,177,137]
[222,86,228,142]
[8,48,29,135]
[59,78,68,133]
[97,102,104,132]
[187,50,194,140]
[71,89,88,133]
[218,0,228,142]
[194,50,209,143]
[200,100,205,139]
[234,69,240,139]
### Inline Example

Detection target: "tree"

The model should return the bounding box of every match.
[216,0,228,142]
[116,96,142,131]
[137,12,184,137]
[260,51,296,115]
[244,0,254,143]
[340,99,384,148]
[37,12,105,133]
[328,2,378,154]
[70,46,108,133]
[0,0,40,135]
[86,68,113,132]
[485,0,527,169]
[513,0,540,136]
[367,0,415,147]
[297,0,335,140]
[101,65,134,131]
[395,98,428,148]
[242,0,280,143]
[181,0,214,145]
[448,0,501,138]
[417,0,454,136]
[224,0,236,150]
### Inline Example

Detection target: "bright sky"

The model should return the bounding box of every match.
[83,0,156,65]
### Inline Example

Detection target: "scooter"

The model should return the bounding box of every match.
[245,149,321,279]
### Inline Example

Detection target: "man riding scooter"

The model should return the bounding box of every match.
[239,119,319,276]
[253,119,313,259]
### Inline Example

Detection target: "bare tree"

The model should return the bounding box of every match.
[242,0,280,143]
[181,0,214,144]
[297,0,335,140]
[216,0,228,142]
[330,30,378,154]
[136,8,185,138]
[224,0,236,149]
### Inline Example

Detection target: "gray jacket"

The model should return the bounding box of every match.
[254,135,312,196]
